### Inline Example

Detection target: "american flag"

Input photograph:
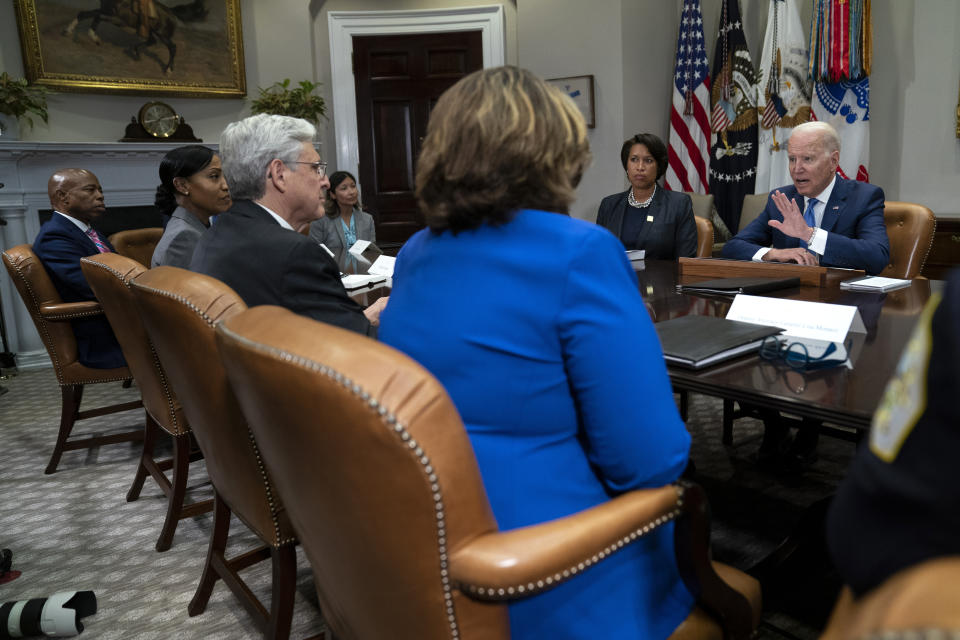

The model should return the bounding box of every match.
[666,0,711,194]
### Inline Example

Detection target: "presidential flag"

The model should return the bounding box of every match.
[666,0,711,195]
[708,0,758,233]
[809,0,872,182]
[755,0,812,194]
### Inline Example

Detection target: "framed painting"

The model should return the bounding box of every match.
[13,0,246,98]
[547,75,595,128]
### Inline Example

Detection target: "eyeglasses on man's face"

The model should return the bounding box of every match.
[290,161,327,177]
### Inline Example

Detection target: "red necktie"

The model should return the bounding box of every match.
[85,228,111,253]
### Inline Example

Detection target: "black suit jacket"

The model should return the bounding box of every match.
[595,187,698,259]
[189,200,372,336]
[32,213,126,369]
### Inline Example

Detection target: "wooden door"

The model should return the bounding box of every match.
[353,31,483,248]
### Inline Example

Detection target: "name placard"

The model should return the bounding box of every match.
[726,294,866,343]
[348,239,372,256]
[367,255,396,277]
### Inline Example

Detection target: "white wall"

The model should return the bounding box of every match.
[518,0,625,221]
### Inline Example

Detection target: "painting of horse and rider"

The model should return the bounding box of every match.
[13,0,245,97]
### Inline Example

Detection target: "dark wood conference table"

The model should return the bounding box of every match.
[635,259,940,432]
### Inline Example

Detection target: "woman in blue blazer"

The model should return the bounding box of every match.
[597,133,698,259]
[379,67,693,639]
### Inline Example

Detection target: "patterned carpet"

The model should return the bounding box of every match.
[0,367,855,639]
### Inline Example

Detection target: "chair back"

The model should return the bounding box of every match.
[129,267,291,546]
[685,192,714,220]
[694,216,714,258]
[821,557,960,640]
[216,306,508,640]
[739,193,769,232]
[2,245,81,380]
[81,254,187,435]
[879,202,936,279]
[109,227,164,267]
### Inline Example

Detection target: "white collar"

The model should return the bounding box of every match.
[255,202,295,231]
[55,211,91,233]
[809,174,837,205]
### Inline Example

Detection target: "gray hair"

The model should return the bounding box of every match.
[793,121,841,154]
[219,114,316,201]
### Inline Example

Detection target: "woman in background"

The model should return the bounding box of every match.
[309,170,376,252]
[379,67,693,639]
[596,133,697,259]
[151,145,231,268]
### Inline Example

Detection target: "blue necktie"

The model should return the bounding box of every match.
[800,198,818,248]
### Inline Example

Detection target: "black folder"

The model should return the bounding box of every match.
[654,315,783,369]
[678,276,801,296]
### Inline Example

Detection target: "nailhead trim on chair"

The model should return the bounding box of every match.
[216,328,464,640]
[82,258,187,435]
[41,309,105,320]
[131,282,294,547]
[459,484,686,601]
[3,250,127,386]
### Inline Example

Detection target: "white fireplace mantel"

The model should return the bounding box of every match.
[0,141,217,369]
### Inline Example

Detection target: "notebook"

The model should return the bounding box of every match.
[678,276,801,296]
[654,315,784,369]
[839,276,912,292]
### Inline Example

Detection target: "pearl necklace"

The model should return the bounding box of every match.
[628,184,656,208]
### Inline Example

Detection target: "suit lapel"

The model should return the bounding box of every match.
[819,176,848,233]
[335,216,347,249]
[55,213,101,254]
[632,188,665,249]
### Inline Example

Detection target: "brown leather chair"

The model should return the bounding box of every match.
[1,245,142,474]
[129,267,296,640]
[686,192,714,219]
[216,305,762,640]
[821,557,960,640]
[738,193,769,232]
[879,201,936,279]
[108,227,164,268]
[694,216,714,258]
[81,254,212,552]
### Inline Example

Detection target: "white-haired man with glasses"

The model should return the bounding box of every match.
[190,114,386,335]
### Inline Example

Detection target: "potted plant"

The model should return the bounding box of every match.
[249,78,326,126]
[0,72,49,139]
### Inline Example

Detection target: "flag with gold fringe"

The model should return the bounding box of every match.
[666,0,712,195]
[809,0,872,182]
[708,0,758,232]
[755,0,813,194]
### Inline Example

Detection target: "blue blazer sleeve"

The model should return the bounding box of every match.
[821,185,889,275]
[33,223,98,300]
[557,228,690,492]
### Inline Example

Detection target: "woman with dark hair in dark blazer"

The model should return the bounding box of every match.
[596,133,697,259]
[151,145,231,268]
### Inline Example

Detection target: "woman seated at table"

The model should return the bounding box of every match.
[379,66,693,639]
[309,170,376,252]
[596,132,697,259]
[152,145,231,268]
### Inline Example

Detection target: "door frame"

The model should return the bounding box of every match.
[327,5,506,178]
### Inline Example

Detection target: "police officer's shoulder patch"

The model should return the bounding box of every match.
[870,292,942,462]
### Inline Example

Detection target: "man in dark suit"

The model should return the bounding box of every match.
[722,121,890,470]
[32,168,126,369]
[722,121,889,275]
[190,114,386,336]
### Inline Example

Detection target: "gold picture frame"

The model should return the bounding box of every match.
[13,0,246,98]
